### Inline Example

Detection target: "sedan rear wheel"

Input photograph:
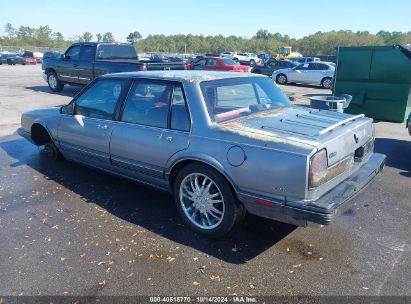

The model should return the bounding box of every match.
[321,77,332,89]
[174,163,242,238]
[276,74,288,85]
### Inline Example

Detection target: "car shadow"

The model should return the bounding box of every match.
[25,85,82,98]
[374,137,411,177]
[0,137,297,264]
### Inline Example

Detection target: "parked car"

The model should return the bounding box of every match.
[42,42,190,92]
[18,71,385,237]
[272,61,335,89]
[251,60,298,76]
[22,57,37,65]
[21,51,43,63]
[192,57,248,72]
[221,52,261,66]
[43,51,62,60]
[406,113,411,135]
[0,54,25,65]
[288,57,321,64]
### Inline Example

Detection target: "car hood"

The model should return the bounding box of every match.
[216,106,372,153]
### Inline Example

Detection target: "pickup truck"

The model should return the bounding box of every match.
[42,42,189,92]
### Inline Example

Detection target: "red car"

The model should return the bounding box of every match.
[23,57,37,65]
[192,57,249,72]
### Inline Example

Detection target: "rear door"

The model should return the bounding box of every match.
[58,78,128,169]
[307,63,329,83]
[77,44,95,85]
[110,79,191,185]
[204,58,218,71]
[58,45,81,83]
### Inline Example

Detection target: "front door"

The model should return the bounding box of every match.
[57,45,81,84]
[110,79,190,186]
[289,63,309,82]
[58,78,128,169]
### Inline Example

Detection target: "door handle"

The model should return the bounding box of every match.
[165,136,173,142]
[98,124,108,129]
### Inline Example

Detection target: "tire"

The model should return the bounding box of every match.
[321,77,332,89]
[47,71,64,92]
[249,59,256,67]
[233,58,239,62]
[44,141,62,161]
[173,163,243,238]
[276,74,288,85]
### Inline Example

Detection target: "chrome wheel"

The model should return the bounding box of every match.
[179,173,225,230]
[322,78,332,89]
[48,74,57,89]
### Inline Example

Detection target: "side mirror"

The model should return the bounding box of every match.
[63,54,70,60]
[60,103,74,115]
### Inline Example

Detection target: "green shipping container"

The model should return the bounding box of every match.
[334,45,411,122]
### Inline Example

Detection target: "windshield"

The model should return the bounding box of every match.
[200,77,291,123]
[96,44,138,60]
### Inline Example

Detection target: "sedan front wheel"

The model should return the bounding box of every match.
[174,163,243,238]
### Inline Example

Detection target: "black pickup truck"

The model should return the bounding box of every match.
[42,42,189,92]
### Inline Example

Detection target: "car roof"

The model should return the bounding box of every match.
[102,71,264,82]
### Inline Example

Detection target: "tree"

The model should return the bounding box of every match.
[102,32,115,42]
[82,32,93,42]
[4,23,16,39]
[127,31,142,43]
[96,33,102,42]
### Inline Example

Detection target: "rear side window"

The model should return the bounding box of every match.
[80,45,94,61]
[171,86,190,132]
[75,79,127,119]
[96,44,137,60]
[121,80,173,128]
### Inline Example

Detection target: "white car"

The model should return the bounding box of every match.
[220,52,261,66]
[272,61,335,89]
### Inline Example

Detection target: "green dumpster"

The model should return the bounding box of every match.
[334,45,411,122]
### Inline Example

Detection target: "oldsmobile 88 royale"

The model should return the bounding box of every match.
[19,71,386,237]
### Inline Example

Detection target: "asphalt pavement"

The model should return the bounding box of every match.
[0,65,410,298]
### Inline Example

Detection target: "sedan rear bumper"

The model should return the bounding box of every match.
[238,153,386,227]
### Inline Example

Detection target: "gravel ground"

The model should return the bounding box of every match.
[0,65,410,299]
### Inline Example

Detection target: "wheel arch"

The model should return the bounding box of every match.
[167,156,239,196]
[30,122,52,146]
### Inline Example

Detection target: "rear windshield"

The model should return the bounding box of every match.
[96,44,138,60]
[200,77,291,123]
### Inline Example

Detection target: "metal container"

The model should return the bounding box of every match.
[309,94,352,113]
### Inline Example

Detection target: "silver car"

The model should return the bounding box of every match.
[272,61,335,89]
[19,71,385,237]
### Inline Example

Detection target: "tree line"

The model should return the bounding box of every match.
[1,23,410,55]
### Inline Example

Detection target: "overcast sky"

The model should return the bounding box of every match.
[1,0,410,41]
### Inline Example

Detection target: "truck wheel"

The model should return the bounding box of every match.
[173,163,243,238]
[321,77,332,89]
[276,74,288,85]
[47,71,64,92]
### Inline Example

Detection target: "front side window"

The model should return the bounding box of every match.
[74,79,126,119]
[121,80,173,128]
[193,59,206,70]
[200,77,291,123]
[206,59,217,66]
[65,46,81,60]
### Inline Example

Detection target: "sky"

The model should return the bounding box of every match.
[1,0,410,41]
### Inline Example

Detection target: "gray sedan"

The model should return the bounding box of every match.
[19,71,385,237]
[272,61,335,89]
